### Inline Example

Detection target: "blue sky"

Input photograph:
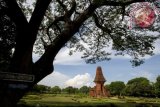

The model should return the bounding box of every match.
[37,39,160,88]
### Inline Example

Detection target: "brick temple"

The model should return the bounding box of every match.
[89,66,110,97]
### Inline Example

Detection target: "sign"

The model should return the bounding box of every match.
[128,0,160,29]
[0,72,34,82]
[134,6,155,28]
[8,84,28,89]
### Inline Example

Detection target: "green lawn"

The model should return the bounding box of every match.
[18,94,160,107]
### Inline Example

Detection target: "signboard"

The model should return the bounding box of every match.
[0,72,34,82]
[8,84,29,90]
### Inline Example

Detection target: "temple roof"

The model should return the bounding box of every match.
[94,66,106,82]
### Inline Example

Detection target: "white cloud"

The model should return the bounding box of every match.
[38,71,70,88]
[108,37,160,60]
[153,39,160,55]
[38,71,94,88]
[65,73,94,88]
[54,48,84,65]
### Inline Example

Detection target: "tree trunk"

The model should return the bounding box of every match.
[0,52,53,107]
[0,74,52,107]
[0,1,98,107]
[0,81,30,107]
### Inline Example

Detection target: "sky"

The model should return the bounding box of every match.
[37,38,160,89]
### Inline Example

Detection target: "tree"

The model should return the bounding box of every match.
[79,86,90,94]
[31,84,51,93]
[155,76,160,97]
[62,86,78,94]
[108,81,125,97]
[0,0,159,106]
[124,77,153,97]
[51,86,61,94]
[0,4,15,72]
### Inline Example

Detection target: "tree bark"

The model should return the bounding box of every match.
[0,81,30,107]
[0,0,54,106]
[0,62,53,107]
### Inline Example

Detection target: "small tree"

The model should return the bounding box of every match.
[155,76,160,97]
[79,86,90,94]
[32,84,51,93]
[109,81,125,97]
[62,86,78,94]
[51,86,61,94]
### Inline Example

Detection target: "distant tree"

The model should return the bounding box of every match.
[150,82,157,97]
[124,77,153,97]
[104,84,110,90]
[32,84,51,93]
[155,76,160,97]
[51,86,61,94]
[109,81,125,97]
[79,86,90,94]
[62,86,78,94]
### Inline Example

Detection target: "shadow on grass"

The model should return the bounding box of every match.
[17,102,160,107]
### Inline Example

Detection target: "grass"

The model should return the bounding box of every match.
[18,94,160,107]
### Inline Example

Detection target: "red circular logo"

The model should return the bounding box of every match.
[134,7,156,28]
[128,1,159,29]
[135,7,155,27]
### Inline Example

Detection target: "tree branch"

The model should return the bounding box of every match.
[121,5,125,21]
[65,0,76,19]
[35,0,153,74]
[92,13,111,34]
[41,37,48,50]
[35,3,98,68]
[46,16,64,41]
[5,0,28,28]
[56,0,68,12]
[93,0,155,7]
[29,0,52,44]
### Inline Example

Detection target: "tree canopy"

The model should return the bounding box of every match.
[79,86,90,94]
[155,75,160,97]
[13,0,160,66]
[51,86,61,94]
[108,81,125,96]
[124,77,153,97]
[0,1,16,71]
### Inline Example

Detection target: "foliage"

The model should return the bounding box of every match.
[51,86,61,94]
[108,81,125,96]
[124,77,153,97]
[155,76,160,97]
[18,0,160,66]
[29,76,160,98]
[31,84,51,93]
[0,0,16,71]
[62,86,79,94]
[79,86,90,94]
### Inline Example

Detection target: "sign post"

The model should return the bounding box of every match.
[0,72,34,82]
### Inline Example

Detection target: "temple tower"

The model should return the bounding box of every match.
[90,66,110,97]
